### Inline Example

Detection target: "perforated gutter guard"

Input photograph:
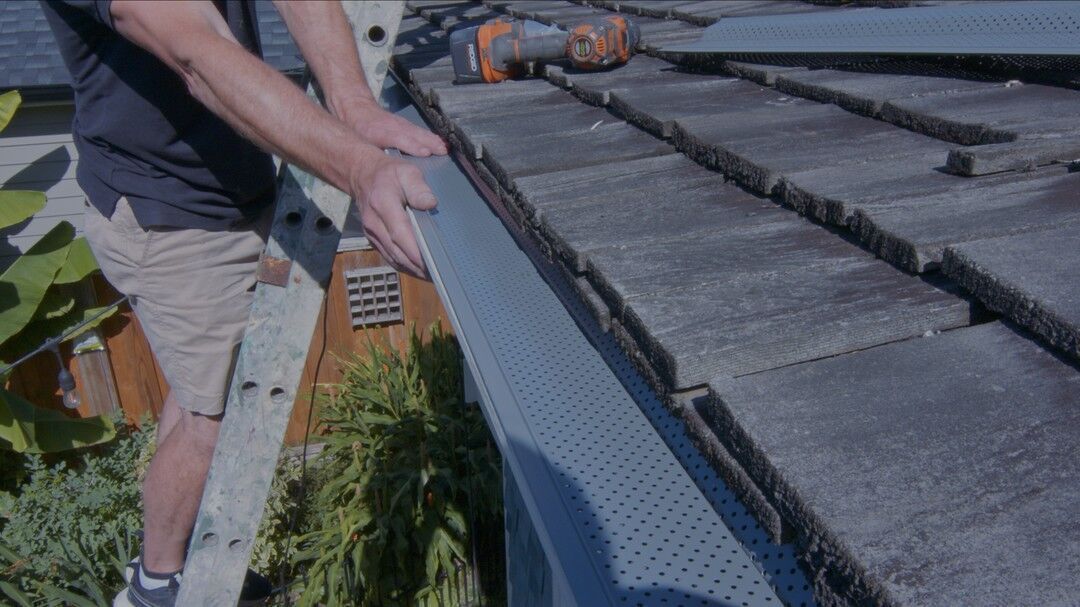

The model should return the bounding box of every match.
[382,76,786,606]
[663,1,1080,56]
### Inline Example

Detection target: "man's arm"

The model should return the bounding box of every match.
[109,0,433,276]
[271,1,447,157]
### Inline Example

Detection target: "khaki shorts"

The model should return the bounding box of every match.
[84,197,272,416]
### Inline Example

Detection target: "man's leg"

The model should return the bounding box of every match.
[85,198,272,604]
[141,405,222,574]
[155,391,183,444]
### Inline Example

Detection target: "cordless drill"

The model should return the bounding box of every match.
[450,15,640,84]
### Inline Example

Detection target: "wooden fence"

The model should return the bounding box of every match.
[5,249,448,445]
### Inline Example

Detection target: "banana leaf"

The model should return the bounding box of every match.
[0,221,75,345]
[0,383,116,453]
[0,190,46,231]
[1,303,118,365]
[53,237,99,285]
[34,287,76,321]
[0,90,19,134]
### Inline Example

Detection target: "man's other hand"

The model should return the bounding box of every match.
[351,154,437,278]
[346,102,448,157]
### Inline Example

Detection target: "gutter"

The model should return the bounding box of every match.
[385,73,785,606]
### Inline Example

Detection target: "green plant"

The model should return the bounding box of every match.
[293,324,502,606]
[0,411,307,606]
[252,448,309,582]
[0,89,116,453]
[0,528,140,607]
[0,414,153,605]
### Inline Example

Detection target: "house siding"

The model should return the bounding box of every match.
[0,102,84,267]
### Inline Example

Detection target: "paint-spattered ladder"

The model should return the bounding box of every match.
[176,3,404,605]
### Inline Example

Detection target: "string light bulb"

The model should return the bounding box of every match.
[47,341,81,410]
[59,367,80,409]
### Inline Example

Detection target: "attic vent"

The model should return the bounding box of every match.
[345,266,403,328]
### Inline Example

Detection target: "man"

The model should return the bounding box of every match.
[41,1,447,605]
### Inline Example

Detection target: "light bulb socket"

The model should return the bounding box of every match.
[57,367,76,393]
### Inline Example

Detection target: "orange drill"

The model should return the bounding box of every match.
[450,15,640,84]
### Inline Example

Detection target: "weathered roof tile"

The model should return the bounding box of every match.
[774,68,1005,117]
[943,224,1080,361]
[673,101,952,195]
[946,137,1080,176]
[881,83,1080,145]
[706,321,1080,605]
[850,169,1080,272]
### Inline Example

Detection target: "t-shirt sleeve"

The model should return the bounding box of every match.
[51,0,116,30]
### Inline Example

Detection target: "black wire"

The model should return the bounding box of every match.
[0,295,129,377]
[276,292,328,603]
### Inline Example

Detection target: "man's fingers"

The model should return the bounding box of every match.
[411,128,447,156]
[383,200,427,275]
[400,131,441,158]
[416,127,448,156]
[365,214,425,277]
[352,106,449,158]
[353,155,437,280]
[394,118,446,158]
[366,177,428,277]
[395,114,447,156]
[395,163,437,211]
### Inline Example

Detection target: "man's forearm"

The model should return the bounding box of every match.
[109,0,440,276]
[111,1,379,196]
[179,34,372,192]
[272,0,376,124]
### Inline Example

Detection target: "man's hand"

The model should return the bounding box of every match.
[271,1,448,158]
[351,155,436,278]
[344,101,448,157]
[110,0,442,278]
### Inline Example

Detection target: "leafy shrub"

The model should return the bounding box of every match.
[293,324,502,606]
[252,448,308,584]
[0,413,303,606]
[0,415,152,604]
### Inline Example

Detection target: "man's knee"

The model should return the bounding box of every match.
[174,409,224,455]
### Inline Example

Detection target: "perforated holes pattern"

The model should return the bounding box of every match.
[541,273,817,607]
[410,146,783,605]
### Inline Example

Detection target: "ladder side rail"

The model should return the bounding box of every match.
[177,3,404,605]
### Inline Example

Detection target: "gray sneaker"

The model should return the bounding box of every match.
[111,559,179,607]
[113,555,272,607]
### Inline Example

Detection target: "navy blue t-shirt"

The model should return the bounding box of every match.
[41,0,276,229]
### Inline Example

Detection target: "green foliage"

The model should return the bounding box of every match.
[0,190,46,231]
[0,415,153,604]
[293,324,502,606]
[0,385,117,453]
[0,88,116,453]
[0,528,141,607]
[0,221,74,346]
[0,91,19,133]
[251,449,309,582]
[0,413,306,606]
